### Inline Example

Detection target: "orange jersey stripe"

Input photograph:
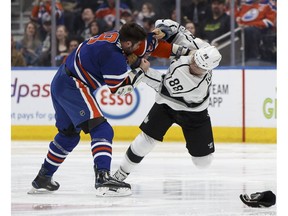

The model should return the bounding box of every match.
[76,58,97,89]
[76,80,101,118]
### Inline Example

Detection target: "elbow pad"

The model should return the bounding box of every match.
[171,44,192,59]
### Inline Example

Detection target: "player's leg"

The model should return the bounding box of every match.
[179,109,215,168]
[78,119,131,196]
[29,68,83,194]
[58,71,131,196]
[63,68,131,196]
[113,103,173,181]
[29,100,81,194]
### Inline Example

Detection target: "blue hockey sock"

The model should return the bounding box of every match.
[43,133,80,176]
[90,121,114,171]
[43,141,70,176]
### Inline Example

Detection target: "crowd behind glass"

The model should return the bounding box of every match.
[11,0,277,67]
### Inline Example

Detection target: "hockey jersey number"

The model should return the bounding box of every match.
[169,78,184,91]
[87,32,119,45]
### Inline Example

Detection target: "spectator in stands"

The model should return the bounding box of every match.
[95,0,132,30]
[30,0,64,26]
[56,35,84,66]
[184,18,197,36]
[66,36,84,54]
[142,17,155,33]
[55,25,69,56]
[198,0,231,44]
[37,12,52,42]
[235,0,276,61]
[74,0,102,12]
[89,20,101,37]
[38,25,69,66]
[134,2,156,27]
[170,8,177,21]
[11,34,26,67]
[73,7,95,40]
[85,20,105,39]
[168,7,188,23]
[15,21,42,66]
[61,0,79,34]
[120,11,134,25]
[182,0,210,29]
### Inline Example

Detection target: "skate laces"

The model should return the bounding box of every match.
[113,167,128,181]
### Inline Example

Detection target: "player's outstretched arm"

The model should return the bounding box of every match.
[111,59,150,96]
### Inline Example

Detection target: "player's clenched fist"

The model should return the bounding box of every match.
[152,28,166,40]
[139,58,150,72]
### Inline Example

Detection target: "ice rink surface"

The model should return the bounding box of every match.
[11,141,277,216]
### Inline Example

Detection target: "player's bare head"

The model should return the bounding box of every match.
[119,22,147,45]
[119,23,147,55]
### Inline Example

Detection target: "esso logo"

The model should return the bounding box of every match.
[95,88,140,119]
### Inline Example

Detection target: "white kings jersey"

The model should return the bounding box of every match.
[156,56,212,112]
[143,19,213,112]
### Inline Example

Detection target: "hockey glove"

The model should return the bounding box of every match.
[239,190,276,208]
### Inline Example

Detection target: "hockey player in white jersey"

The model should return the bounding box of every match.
[113,19,222,183]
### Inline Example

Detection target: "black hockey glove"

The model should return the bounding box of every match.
[239,190,276,208]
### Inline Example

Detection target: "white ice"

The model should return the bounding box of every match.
[11,141,277,216]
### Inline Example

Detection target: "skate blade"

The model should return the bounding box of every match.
[95,187,132,197]
[27,187,54,195]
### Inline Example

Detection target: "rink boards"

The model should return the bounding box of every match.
[11,67,276,143]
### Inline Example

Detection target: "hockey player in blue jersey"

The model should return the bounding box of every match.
[28,22,150,196]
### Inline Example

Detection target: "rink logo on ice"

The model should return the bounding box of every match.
[95,87,140,119]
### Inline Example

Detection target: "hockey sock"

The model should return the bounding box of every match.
[43,141,70,176]
[90,121,114,171]
[43,132,80,176]
[121,132,158,174]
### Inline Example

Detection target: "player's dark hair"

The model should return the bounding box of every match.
[119,22,147,44]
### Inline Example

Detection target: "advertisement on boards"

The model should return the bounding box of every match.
[208,69,242,127]
[11,70,56,125]
[11,69,156,126]
[11,68,276,128]
[245,69,276,127]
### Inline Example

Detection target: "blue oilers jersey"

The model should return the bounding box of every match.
[65,31,128,90]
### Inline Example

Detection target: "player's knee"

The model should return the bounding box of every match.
[55,130,80,152]
[58,124,80,137]
[191,154,214,169]
[131,132,159,157]
[78,117,106,134]
[89,121,114,143]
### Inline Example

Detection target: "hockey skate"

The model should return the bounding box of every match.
[27,165,60,194]
[94,166,132,197]
[113,167,129,182]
